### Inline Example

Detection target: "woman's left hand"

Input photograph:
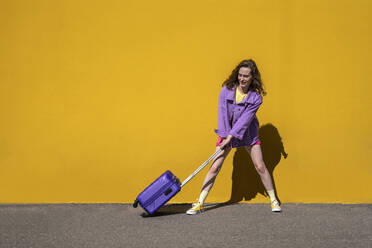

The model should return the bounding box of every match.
[219,135,233,150]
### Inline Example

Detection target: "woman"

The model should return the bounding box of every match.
[186,59,281,215]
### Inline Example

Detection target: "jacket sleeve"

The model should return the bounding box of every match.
[215,87,229,138]
[229,93,262,140]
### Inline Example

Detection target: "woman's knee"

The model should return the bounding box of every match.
[210,160,223,174]
[254,161,267,174]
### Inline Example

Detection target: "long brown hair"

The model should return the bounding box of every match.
[222,59,266,96]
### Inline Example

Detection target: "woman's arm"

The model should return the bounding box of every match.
[229,94,262,140]
[215,87,229,137]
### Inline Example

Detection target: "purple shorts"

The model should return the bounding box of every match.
[216,137,261,147]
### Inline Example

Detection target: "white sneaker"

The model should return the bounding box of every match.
[271,200,281,212]
[186,202,204,215]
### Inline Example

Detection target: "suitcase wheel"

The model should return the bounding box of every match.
[133,199,139,208]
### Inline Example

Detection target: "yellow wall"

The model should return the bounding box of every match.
[1,0,371,203]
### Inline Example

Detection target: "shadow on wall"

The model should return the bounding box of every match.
[228,123,288,203]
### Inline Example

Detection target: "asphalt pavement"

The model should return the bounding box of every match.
[0,203,371,248]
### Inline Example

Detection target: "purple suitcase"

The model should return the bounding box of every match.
[133,148,223,215]
[133,170,181,215]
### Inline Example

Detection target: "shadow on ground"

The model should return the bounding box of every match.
[141,202,240,217]
[141,204,191,217]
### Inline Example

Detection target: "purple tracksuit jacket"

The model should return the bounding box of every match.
[214,85,263,148]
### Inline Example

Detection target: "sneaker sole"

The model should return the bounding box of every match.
[186,210,201,215]
[186,208,204,215]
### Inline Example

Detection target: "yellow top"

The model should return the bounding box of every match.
[235,87,247,103]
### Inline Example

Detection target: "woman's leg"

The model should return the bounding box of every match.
[244,144,274,191]
[200,146,232,193]
[245,144,281,211]
[186,146,232,214]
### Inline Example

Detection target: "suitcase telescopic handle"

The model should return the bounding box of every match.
[180,147,223,188]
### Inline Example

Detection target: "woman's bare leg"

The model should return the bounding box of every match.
[200,146,232,193]
[186,146,232,214]
[245,144,281,212]
[245,144,274,191]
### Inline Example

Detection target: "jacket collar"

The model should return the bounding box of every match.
[226,85,252,104]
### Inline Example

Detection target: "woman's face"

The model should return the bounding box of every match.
[238,67,252,88]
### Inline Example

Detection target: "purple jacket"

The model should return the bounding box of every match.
[214,85,262,148]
